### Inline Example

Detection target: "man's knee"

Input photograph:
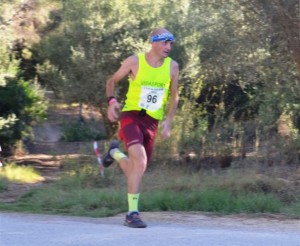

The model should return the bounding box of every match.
[128,144,147,166]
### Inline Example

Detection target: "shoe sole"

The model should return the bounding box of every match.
[103,140,119,167]
[102,155,114,167]
[124,221,147,228]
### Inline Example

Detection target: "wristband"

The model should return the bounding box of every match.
[107,96,117,105]
[109,98,117,105]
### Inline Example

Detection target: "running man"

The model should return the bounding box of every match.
[103,27,179,228]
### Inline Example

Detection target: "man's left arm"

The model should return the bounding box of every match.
[160,60,179,139]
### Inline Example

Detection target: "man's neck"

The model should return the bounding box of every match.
[145,52,164,68]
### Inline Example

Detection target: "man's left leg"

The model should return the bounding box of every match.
[103,142,147,228]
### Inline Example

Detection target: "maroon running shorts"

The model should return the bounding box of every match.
[119,111,159,162]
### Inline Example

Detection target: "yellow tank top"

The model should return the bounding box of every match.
[122,53,171,120]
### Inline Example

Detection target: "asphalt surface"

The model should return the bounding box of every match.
[0,212,299,246]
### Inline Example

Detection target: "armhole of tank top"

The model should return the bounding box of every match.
[167,58,172,81]
[133,54,143,81]
[129,54,142,82]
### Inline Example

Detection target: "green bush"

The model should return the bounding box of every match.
[61,121,106,142]
[0,78,47,152]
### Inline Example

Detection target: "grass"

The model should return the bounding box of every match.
[0,163,45,186]
[0,175,9,191]
[140,167,299,216]
[0,157,299,219]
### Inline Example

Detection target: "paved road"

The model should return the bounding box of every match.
[0,212,299,246]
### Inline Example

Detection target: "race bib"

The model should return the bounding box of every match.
[138,86,165,111]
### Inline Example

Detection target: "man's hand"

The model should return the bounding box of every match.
[160,120,171,140]
[107,101,120,122]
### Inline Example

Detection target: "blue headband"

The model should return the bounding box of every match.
[150,33,175,43]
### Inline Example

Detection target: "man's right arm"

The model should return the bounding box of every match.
[106,55,137,122]
[106,55,138,98]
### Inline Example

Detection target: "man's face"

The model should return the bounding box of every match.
[153,40,173,58]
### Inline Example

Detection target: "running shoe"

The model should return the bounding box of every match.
[102,140,119,168]
[124,212,147,228]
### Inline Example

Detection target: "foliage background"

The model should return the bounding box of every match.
[0,0,299,166]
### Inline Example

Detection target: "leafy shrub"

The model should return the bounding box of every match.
[61,121,106,142]
[0,78,47,153]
